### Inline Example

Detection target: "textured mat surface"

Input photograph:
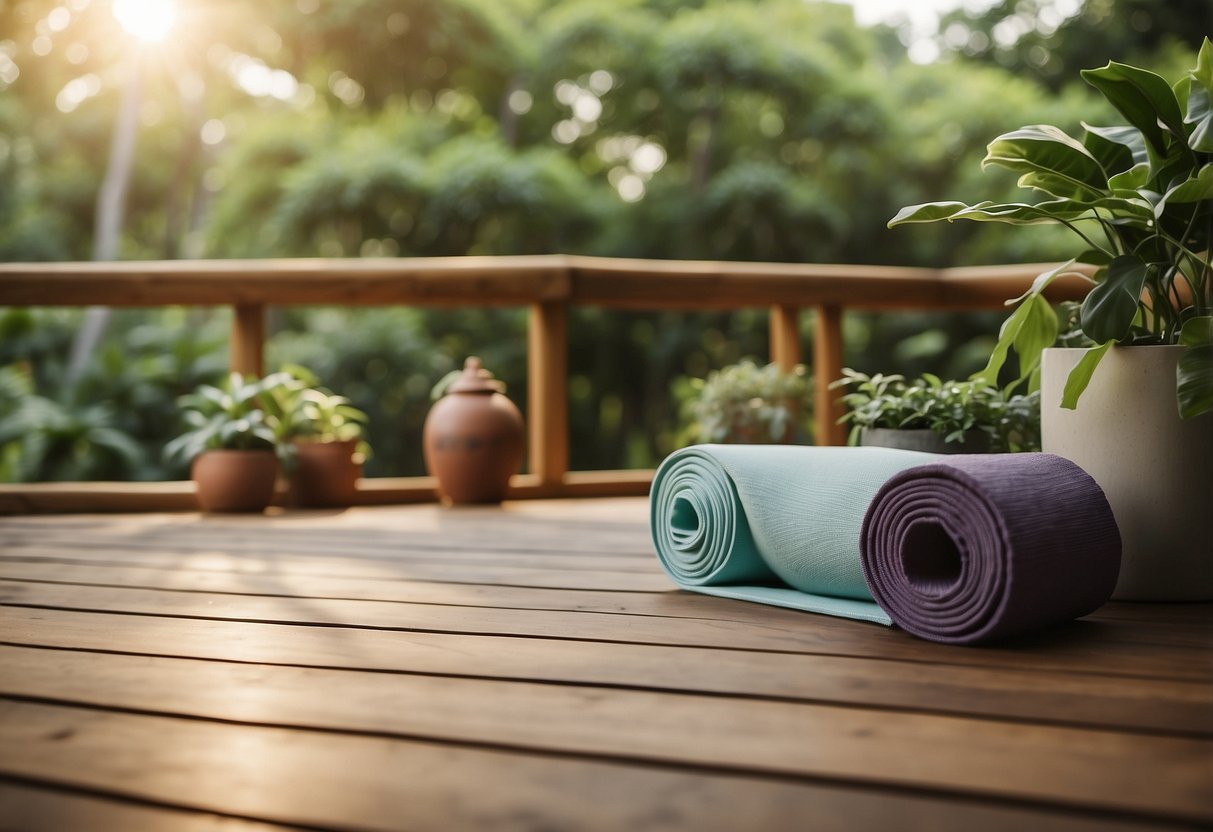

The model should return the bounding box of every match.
[649,444,935,624]
[861,453,1121,644]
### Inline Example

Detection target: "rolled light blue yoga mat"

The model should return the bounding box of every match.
[649,444,936,624]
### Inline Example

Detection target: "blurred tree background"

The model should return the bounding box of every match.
[0,0,1201,480]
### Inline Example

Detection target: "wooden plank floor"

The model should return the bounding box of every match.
[0,498,1209,831]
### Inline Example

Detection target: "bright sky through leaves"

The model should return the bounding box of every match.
[112,0,177,43]
[836,0,995,62]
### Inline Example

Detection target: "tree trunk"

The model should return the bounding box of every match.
[66,50,144,388]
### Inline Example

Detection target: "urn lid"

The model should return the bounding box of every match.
[447,356,505,395]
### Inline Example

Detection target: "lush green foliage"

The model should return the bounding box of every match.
[263,365,372,472]
[680,359,811,444]
[891,40,1213,418]
[830,370,1041,453]
[162,373,288,468]
[0,1,1200,479]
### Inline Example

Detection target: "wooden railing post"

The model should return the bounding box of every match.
[813,304,847,446]
[231,303,265,377]
[527,300,568,490]
[768,304,801,370]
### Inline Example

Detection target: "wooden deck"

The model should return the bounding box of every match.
[0,498,1209,831]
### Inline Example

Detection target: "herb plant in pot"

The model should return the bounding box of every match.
[268,366,370,508]
[889,41,1213,599]
[830,370,1041,454]
[682,359,811,445]
[163,373,283,513]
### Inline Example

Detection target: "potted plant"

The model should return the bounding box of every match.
[681,359,811,444]
[830,370,1040,454]
[267,365,370,508]
[163,372,285,513]
[888,40,1212,599]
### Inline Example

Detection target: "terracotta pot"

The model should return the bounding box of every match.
[423,357,524,504]
[1042,345,1213,600]
[191,449,279,513]
[288,439,362,508]
[860,427,992,454]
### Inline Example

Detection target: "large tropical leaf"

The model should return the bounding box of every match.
[1082,123,1147,173]
[1180,315,1213,347]
[1081,60,1188,156]
[1162,163,1213,205]
[1184,38,1213,153]
[1177,345,1213,419]
[983,125,1108,199]
[972,292,1056,391]
[1060,341,1114,409]
[1080,255,1149,343]
[1107,163,1150,191]
[950,200,1092,224]
[887,201,971,226]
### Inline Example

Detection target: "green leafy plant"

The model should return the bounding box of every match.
[830,369,1041,453]
[264,364,371,456]
[0,364,144,482]
[681,359,811,444]
[890,39,1213,419]
[162,373,289,470]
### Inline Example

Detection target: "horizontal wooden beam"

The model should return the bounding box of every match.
[937,262,1094,308]
[0,256,1092,311]
[567,256,943,310]
[0,256,571,307]
[0,471,654,514]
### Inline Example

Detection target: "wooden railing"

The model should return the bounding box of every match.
[0,255,1090,512]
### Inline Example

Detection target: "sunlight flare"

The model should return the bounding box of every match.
[112,0,177,43]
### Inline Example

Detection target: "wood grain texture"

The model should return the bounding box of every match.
[1,499,1210,830]
[230,303,265,377]
[1,649,1208,821]
[527,300,569,487]
[0,256,572,306]
[0,781,307,832]
[0,701,1192,832]
[813,303,847,446]
[0,256,1092,310]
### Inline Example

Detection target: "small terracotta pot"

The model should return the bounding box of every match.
[191,449,279,513]
[423,357,524,504]
[288,439,362,508]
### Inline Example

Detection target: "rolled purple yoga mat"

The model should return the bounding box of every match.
[860,453,1121,645]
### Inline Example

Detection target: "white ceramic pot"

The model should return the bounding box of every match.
[1041,345,1213,600]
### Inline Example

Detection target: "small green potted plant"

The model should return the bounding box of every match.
[163,372,286,513]
[681,359,812,445]
[888,40,1213,599]
[830,370,1040,454]
[266,365,370,508]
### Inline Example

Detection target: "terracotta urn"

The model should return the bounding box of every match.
[192,449,279,513]
[288,439,362,508]
[423,357,524,504]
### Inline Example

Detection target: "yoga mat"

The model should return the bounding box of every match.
[649,444,936,624]
[861,453,1121,644]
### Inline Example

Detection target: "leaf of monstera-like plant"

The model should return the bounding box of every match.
[1183,38,1213,152]
[982,125,1108,200]
[886,201,972,226]
[1080,255,1149,344]
[1060,341,1114,409]
[1082,123,1148,173]
[1081,60,1188,157]
[1178,315,1213,419]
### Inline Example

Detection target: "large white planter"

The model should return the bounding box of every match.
[1041,346,1213,600]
